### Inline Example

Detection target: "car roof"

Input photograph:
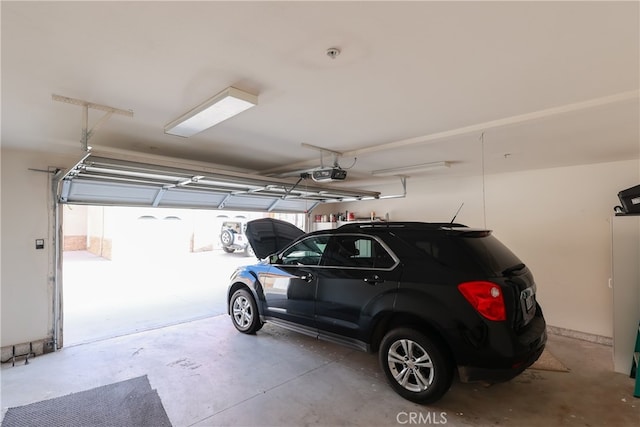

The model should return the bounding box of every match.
[337,221,468,230]
[306,222,493,238]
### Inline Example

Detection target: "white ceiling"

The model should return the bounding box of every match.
[2,1,638,187]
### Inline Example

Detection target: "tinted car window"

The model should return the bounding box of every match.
[323,235,395,269]
[281,235,330,265]
[459,234,524,276]
[394,230,523,276]
[408,235,475,272]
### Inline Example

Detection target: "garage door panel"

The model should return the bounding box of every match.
[266,198,317,213]
[222,195,280,211]
[58,154,380,212]
[156,188,227,208]
[62,180,159,205]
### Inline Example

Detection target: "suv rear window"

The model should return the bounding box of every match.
[393,230,523,277]
[222,221,244,233]
[458,233,524,276]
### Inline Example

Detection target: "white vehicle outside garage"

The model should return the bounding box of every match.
[220,220,254,257]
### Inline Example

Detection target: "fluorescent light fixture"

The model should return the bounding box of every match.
[164,87,257,137]
[371,161,451,177]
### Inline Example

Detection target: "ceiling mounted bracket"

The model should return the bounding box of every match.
[52,94,134,152]
[301,142,343,168]
[378,176,407,200]
[218,193,233,209]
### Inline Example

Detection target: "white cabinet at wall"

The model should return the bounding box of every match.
[611,215,640,374]
[312,219,385,232]
[313,221,338,231]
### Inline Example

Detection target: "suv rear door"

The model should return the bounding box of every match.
[314,234,401,344]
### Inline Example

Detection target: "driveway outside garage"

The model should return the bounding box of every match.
[63,249,253,345]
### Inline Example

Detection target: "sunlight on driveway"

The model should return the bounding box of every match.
[63,250,255,345]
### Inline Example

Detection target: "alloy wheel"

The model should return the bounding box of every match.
[232,295,253,329]
[386,338,435,392]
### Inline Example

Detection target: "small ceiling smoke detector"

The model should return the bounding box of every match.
[326,47,341,59]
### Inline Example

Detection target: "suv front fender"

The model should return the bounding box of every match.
[227,269,266,315]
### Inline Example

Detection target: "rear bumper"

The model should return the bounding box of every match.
[458,332,546,382]
[457,317,547,383]
[226,244,248,250]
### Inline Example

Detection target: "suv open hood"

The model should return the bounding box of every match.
[245,218,306,259]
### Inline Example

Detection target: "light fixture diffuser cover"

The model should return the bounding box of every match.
[371,161,451,176]
[165,87,257,137]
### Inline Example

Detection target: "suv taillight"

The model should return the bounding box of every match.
[458,281,506,321]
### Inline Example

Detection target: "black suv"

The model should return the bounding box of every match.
[227,219,546,403]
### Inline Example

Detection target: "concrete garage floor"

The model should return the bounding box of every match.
[1,316,639,427]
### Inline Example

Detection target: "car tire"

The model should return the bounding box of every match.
[221,229,234,246]
[244,245,255,257]
[230,289,263,334]
[222,246,235,253]
[379,328,453,404]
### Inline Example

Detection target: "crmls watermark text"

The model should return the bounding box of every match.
[396,411,448,425]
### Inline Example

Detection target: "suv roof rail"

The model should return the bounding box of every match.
[337,221,468,231]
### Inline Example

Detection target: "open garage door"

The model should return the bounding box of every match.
[57,153,380,212]
[51,152,380,348]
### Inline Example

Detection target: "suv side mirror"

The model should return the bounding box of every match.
[269,254,281,264]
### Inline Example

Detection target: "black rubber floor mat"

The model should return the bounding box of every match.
[1,375,172,427]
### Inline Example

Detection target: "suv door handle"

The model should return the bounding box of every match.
[363,275,384,285]
[300,272,314,282]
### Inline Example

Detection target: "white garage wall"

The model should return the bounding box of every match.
[484,162,637,338]
[325,159,639,339]
[1,148,78,348]
[330,174,487,226]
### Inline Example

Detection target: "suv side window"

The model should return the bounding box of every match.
[394,232,482,275]
[281,235,330,266]
[323,235,395,269]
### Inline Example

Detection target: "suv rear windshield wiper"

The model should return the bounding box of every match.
[502,263,526,276]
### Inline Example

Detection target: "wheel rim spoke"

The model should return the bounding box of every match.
[388,349,405,365]
[394,366,411,386]
[414,354,433,369]
[400,339,410,358]
[242,311,252,324]
[413,368,431,390]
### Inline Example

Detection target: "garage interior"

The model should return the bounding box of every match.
[1,2,639,426]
